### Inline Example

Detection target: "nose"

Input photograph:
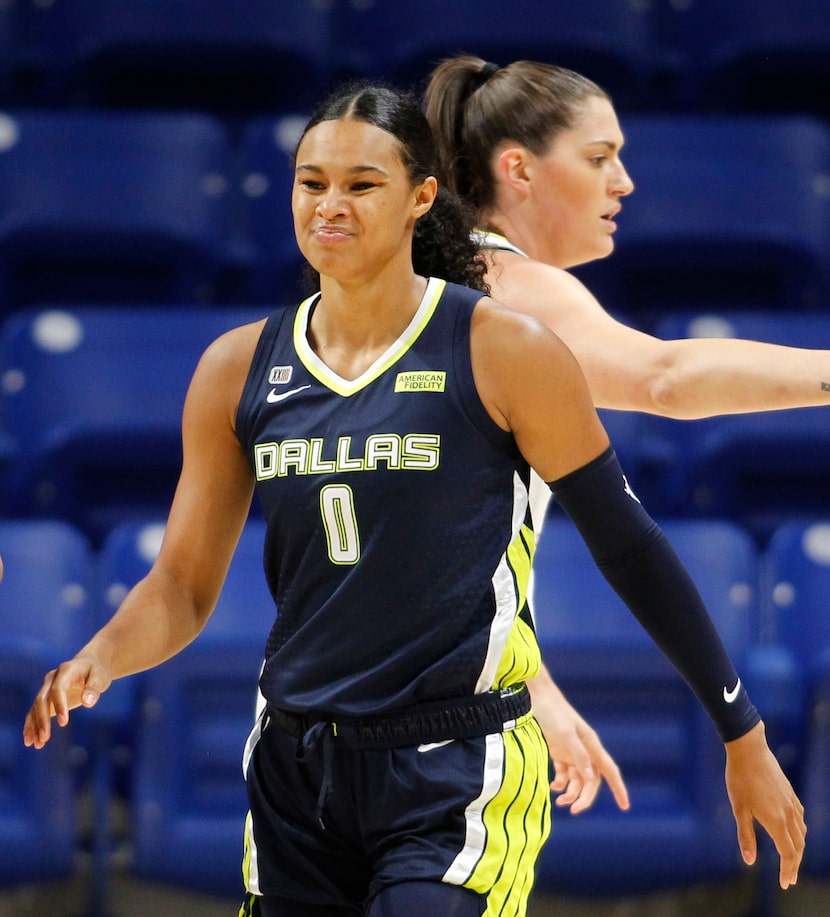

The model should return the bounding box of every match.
[316,193,347,220]
[612,159,634,197]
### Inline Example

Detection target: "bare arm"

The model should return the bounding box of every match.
[488,253,830,419]
[23,321,263,749]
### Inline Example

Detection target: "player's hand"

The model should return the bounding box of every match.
[725,720,806,889]
[547,705,629,814]
[528,671,629,814]
[23,656,111,750]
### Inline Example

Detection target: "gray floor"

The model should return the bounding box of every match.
[1,861,827,917]
[3,793,827,917]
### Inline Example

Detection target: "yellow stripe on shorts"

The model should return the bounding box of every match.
[443,715,551,917]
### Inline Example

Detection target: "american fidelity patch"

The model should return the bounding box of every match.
[394,371,446,393]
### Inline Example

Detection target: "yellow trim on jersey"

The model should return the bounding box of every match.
[494,523,541,688]
[241,809,259,895]
[495,613,542,688]
[293,277,447,397]
[508,523,535,617]
[444,717,551,916]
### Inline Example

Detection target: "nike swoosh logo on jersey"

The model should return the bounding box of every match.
[723,678,742,704]
[266,384,311,404]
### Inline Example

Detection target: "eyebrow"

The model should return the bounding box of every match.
[295,163,389,176]
[583,139,622,152]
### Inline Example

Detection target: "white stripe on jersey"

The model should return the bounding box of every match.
[474,470,530,694]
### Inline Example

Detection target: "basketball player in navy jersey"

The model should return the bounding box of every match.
[25,83,804,915]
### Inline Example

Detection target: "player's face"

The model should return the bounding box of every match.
[528,95,634,269]
[292,118,435,283]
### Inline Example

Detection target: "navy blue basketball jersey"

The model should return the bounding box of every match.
[235,277,540,716]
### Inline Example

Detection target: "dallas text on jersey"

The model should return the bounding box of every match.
[253,434,442,479]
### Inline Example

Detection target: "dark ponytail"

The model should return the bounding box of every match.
[425,55,610,212]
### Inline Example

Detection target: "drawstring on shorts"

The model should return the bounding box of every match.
[295,720,336,828]
[266,685,531,830]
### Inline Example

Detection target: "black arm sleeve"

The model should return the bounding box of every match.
[548,446,760,742]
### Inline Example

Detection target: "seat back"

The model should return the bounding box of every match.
[0,305,266,542]
[762,520,830,875]
[583,115,830,324]
[664,0,830,117]
[0,110,240,313]
[237,114,309,305]
[334,0,662,108]
[0,520,95,886]
[104,520,275,895]
[0,7,11,104]
[764,521,830,674]
[19,0,333,113]
[532,517,758,894]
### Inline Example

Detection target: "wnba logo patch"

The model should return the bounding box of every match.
[394,371,446,392]
[269,366,293,384]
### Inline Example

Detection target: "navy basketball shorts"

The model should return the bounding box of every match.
[238,706,551,916]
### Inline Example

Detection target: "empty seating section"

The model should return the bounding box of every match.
[1,0,830,910]
[0,110,241,314]
[237,114,309,305]
[14,0,333,113]
[0,520,95,887]
[663,0,830,117]
[532,518,760,895]
[762,521,830,877]
[580,115,830,324]
[333,0,662,107]
[99,520,274,895]
[0,306,265,542]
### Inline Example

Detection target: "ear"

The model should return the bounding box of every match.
[412,175,438,218]
[495,147,532,197]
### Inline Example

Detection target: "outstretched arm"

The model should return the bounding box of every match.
[489,255,830,419]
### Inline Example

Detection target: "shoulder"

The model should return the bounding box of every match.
[471,293,572,361]
[186,317,268,416]
[488,250,594,299]
[196,318,267,380]
[485,250,604,327]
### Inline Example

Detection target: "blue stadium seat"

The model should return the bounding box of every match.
[99,520,275,896]
[18,0,333,113]
[663,0,830,117]
[0,110,242,314]
[237,114,309,306]
[645,312,830,539]
[0,6,11,104]
[0,520,96,888]
[0,305,266,543]
[578,115,830,324]
[333,0,663,108]
[532,517,761,895]
[762,520,830,877]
